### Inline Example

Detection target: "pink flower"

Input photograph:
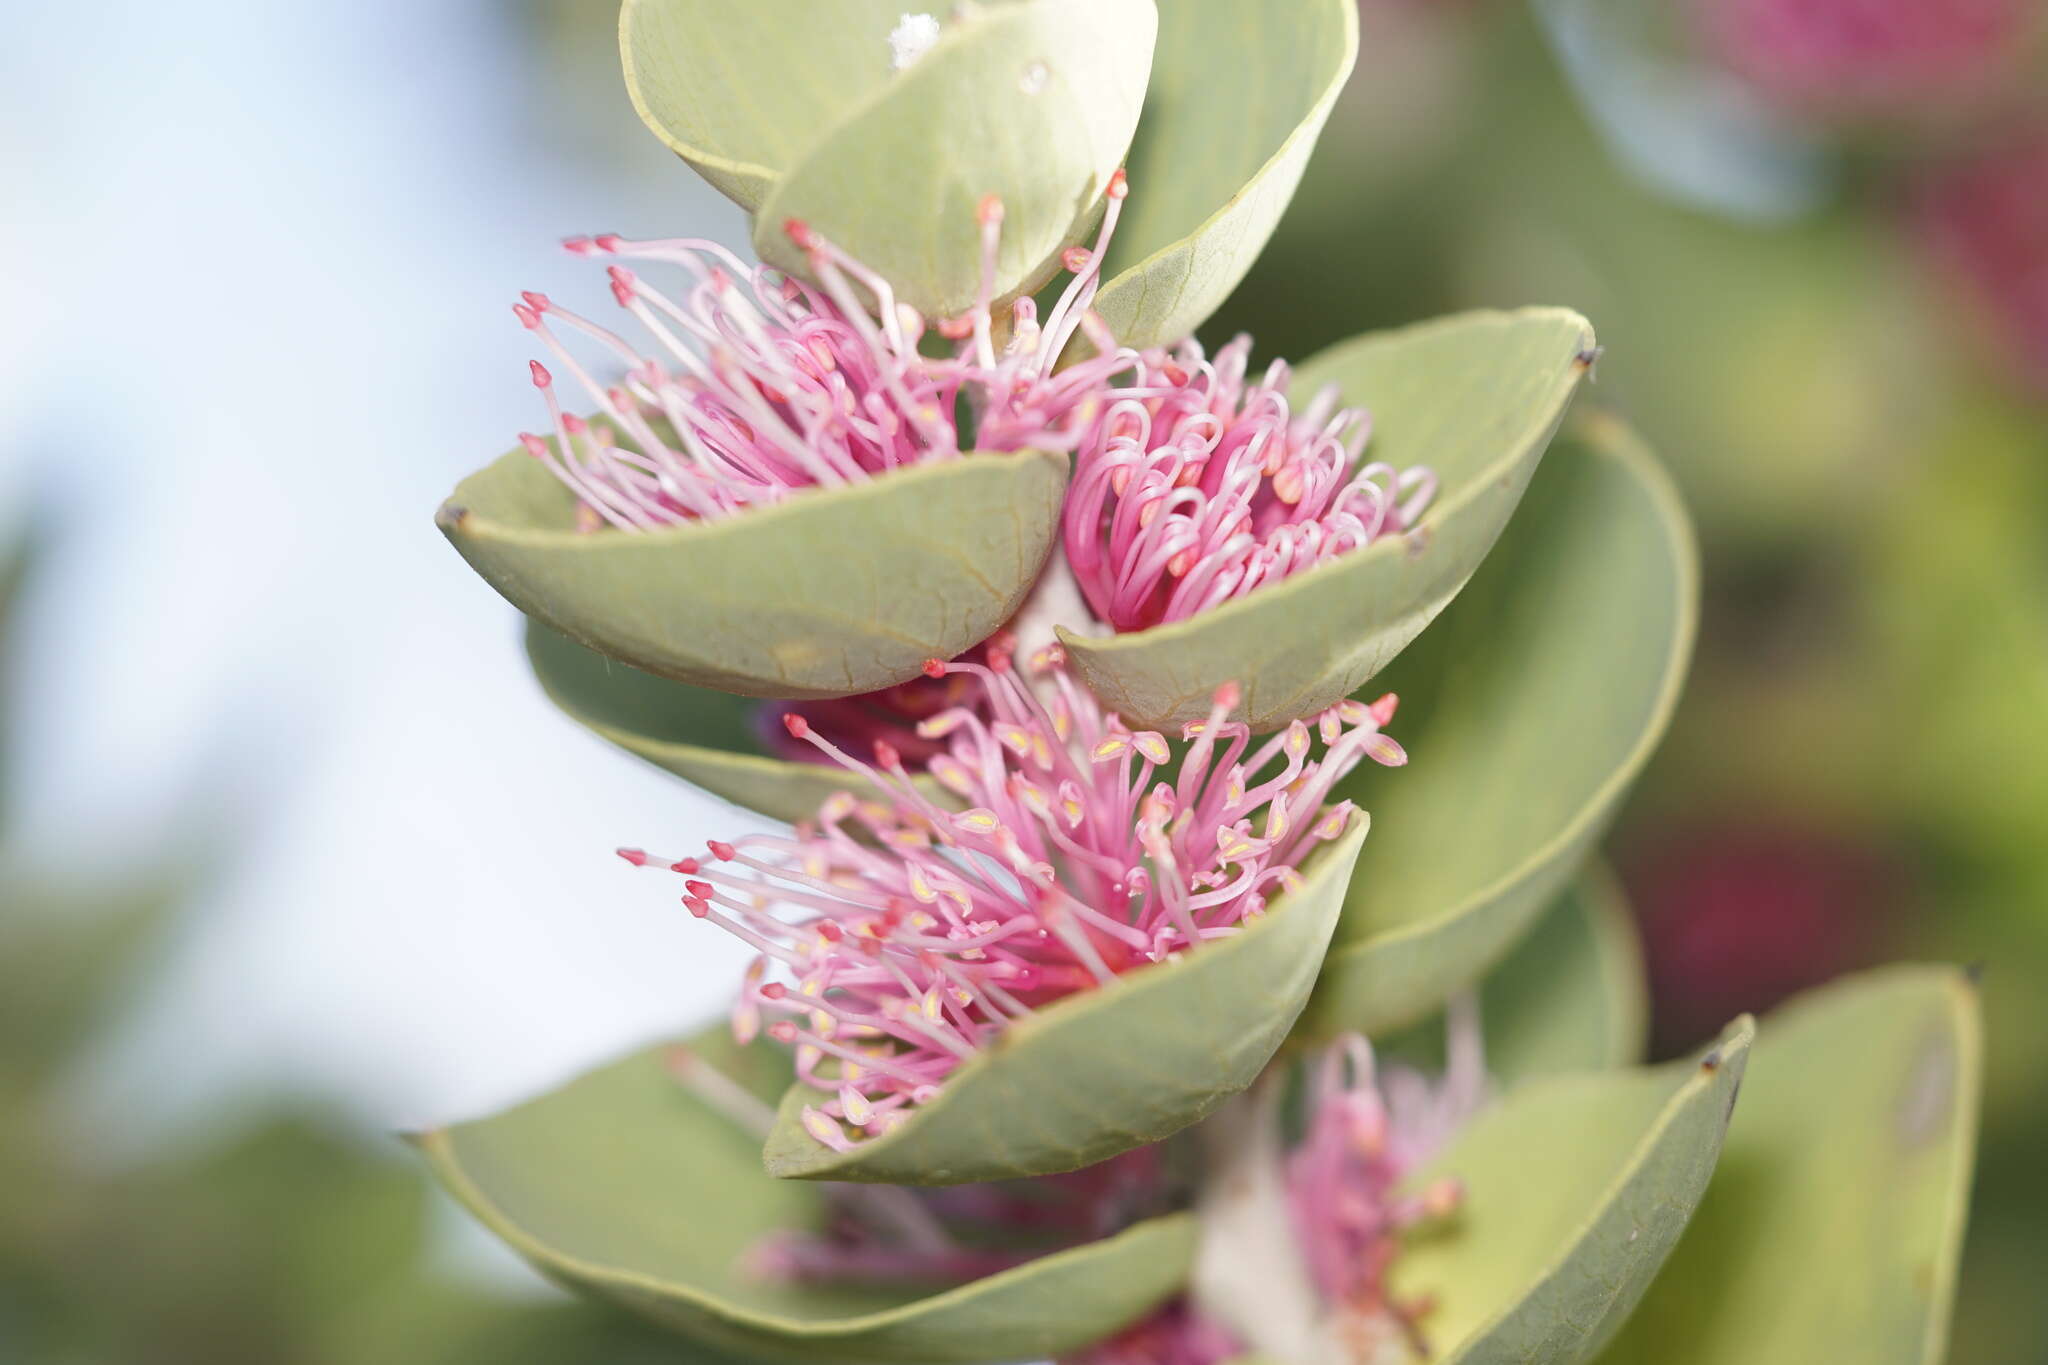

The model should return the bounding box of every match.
[619,646,1405,1148]
[512,178,1136,529]
[1067,1017,1485,1365]
[1062,336,1436,632]
[1698,0,2030,117]
[757,638,1006,769]
[749,1145,1173,1286]
[1626,823,1891,1057]
[1910,116,2048,397]
[1281,1027,1479,1355]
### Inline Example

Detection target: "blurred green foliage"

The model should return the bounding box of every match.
[0,538,712,1364]
[1204,5,2047,1360]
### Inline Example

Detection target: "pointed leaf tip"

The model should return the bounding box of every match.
[1064,309,1599,734]
[1395,1017,1754,1363]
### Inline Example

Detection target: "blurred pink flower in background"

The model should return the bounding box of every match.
[1910,115,2048,397]
[1698,0,2032,118]
[1626,822,1896,1057]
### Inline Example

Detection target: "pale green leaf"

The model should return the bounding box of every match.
[1093,0,1358,348]
[620,0,914,209]
[1598,966,1982,1365]
[1300,409,1696,1040]
[1393,1018,1755,1363]
[753,0,1155,319]
[524,623,950,823]
[1061,309,1597,732]
[1382,863,1648,1087]
[438,447,1067,699]
[418,1027,1194,1364]
[763,814,1368,1185]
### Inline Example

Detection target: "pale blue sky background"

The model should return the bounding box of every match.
[0,0,766,1162]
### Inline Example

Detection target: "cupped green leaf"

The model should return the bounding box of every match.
[1299,409,1696,1041]
[763,813,1369,1185]
[1599,966,1982,1365]
[1061,308,1597,732]
[418,1027,1195,1365]
[753,0,1155,320]
[1092,0,1357,349]
[620,0,916,209]
[1391,1017,1755,1363]
[524,623,950,823]
[1381,863,1648,1088]
[438,447,1067,699]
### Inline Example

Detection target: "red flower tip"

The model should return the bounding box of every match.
[616,847,649,866]
[782,712,811,739]
[684,896,711,918]
[707,839,737,861]
[685,879,715,900]
[783,217,818,250]
[1106,167,1128,200]
[512,302,541,329]
[593,232,623,252]
[873,739,901,769]
[977,193,1005,225]
[1213,680,1242,710]
[922,657,948,679]
[669,857,699,874]
[528,359,552,388]
[1370,692,1399,726]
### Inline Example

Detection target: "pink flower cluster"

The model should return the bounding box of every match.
[508,175,1441,631]
[1699,0,2029,116]
[512,179,1134,529]
[620,646,1405,1151]
[1068,1020,1485,1365]
[1063,335,1436,631]
[1912,118,2048,396]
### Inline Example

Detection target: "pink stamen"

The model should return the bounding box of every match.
[1062,335,1439,632]
[621,654,1401,1145]
[509,180,1145,531]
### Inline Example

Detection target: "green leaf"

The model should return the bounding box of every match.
[620,0,917,210]
[1392,1017,1755,1364]
[762,813,1369,1185]
[0,521,37,838]
[1380,863,1648,1088]
[1598,967,1982,1365]
[524,623,950,823]
[418,1027,1195,1364]
[1061,308,1597,732]
[752,0,1155,319]
[438,447,1067,699]
[1093,0,1358,349]
[1299,408,1696,1040]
